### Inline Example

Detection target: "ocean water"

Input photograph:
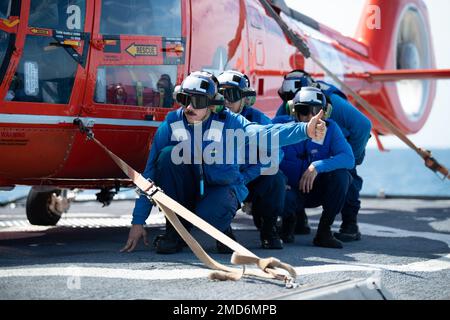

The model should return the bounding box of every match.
[358,148,450,197]
[1,149,450,205]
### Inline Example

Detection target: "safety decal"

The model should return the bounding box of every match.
[30,28,50,36]
[125,43,158,57]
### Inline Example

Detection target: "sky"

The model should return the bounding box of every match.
[285,0,450,149]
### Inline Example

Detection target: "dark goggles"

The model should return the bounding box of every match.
[176,92,221,109]
[219,87,255,103]
[294,103,323,116]
[279,91,296,102]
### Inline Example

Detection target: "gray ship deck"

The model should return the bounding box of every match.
[0,198,449,300]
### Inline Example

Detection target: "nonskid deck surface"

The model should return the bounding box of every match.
[0,199,449,299]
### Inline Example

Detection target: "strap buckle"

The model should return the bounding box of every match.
[73,118,95,140]
[135,179,162,205]
[285,277,299,289]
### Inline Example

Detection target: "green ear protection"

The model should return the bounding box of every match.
[210,74,225,113]
[211,92,225,113]
[324,103,332,119]
[286,100,295,116]
[241,73,256,107]
[322,94,332,119]
[242,87,256,107]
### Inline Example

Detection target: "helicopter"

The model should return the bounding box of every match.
[0,0,449,225]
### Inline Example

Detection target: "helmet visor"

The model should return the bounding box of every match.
[219,87,242,103]
[294,103,322,116]
[176,92,210,109]
[279,91,296,102]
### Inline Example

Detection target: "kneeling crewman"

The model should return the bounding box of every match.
[121,71,326,254]
[276,69,372,242]
[218,70,285,249]
[274,87,354,248]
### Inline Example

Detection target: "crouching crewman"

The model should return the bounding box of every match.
[218,70,285,249]
[121,72,326,254]
[274,87,354,249]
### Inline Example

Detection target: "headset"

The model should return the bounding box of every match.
[240,73,257,107]
[217,70,256,112]
[284,79,332,119]
[278,69,316,103]
[288,86,331,119]
[174,71,225,113]
[209,72,226,113]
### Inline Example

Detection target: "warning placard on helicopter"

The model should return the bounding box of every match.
[30,28,50,36]
[125,44,158,57]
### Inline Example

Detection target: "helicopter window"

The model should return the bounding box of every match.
[94,65,176,108]
[249,7,263,30]
[100,0,181,37]
[29,0,86,31]
[8,35,78,104]
[0,30,13,91]
[0,31,10,72]
[0,1,11,19]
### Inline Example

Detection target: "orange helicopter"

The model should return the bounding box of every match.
[0,0,449,225]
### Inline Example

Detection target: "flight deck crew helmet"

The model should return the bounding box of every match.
[291,86,327,117]
[217,70,256,110]
[278,69,315,102]
[175,71,224,110]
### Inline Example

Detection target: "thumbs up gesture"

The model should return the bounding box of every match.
[306,109,325,141]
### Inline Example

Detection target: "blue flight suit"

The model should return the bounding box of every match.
[273,116,354,233]
[238,106,286,229]
[275,81,372,225]
[132,107,313,232]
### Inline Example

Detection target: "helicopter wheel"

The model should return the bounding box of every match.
[26,188,70,226]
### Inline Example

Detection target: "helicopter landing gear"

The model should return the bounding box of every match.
[26,188,72,226]
[95,184,120,207]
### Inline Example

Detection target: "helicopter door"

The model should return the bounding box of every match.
[1,0,93,117]
[0,1,95,181]
[84,0,186,117]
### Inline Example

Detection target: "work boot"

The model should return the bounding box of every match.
[216,227,236,254]
[154,225,185,254]
[294,208,311,235]
[334,222,361,242]
[260,217,283,249]
[279,214,296,243]
[313,230,343,249]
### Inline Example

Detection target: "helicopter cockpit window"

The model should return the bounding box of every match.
[8,35,78,104]
[0,31,10,72]
[100,0,181,37]
[94,65,176,108]
[29,0,86,31]
[0,30,12,90]
[6,0,86,103]
[0,1,11,19]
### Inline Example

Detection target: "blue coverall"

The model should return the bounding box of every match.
[132,107,313,232]
[238,106,286,230]
[275,81,372,226]
[273,116,354,233]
